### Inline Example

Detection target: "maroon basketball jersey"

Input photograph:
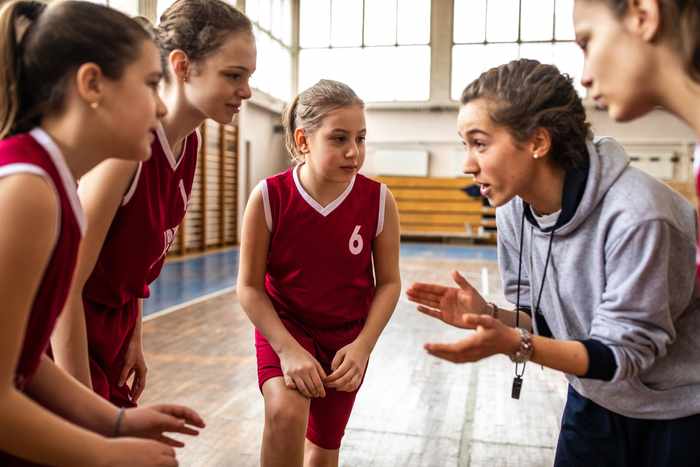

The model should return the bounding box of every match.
[83,124,199,307]
[0,128,84,390]
[262,165,387,329]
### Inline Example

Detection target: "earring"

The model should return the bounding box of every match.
[90,101,99,110]
[533,153,539,159]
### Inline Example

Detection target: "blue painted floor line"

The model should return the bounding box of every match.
[143,243,497,317]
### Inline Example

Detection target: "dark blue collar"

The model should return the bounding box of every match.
[524,162,590,233]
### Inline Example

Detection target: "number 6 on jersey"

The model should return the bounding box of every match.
[349,225,363,255]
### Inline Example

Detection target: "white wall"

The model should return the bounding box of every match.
[236,0,699,238]
[237,99,289,235]
[361,107,697,179]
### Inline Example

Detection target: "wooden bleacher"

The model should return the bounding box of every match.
[665,179,697,207]
[374,176,489,240]
[373,176,697,242]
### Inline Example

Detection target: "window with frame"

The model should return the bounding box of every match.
[298,0,431,102]
[246,0,293,101]
[451,0,583,100]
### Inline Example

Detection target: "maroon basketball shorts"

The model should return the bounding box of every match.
[255,317,367,450]
[84,297,139,408]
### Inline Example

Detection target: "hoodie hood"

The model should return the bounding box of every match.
[524,137,630,236]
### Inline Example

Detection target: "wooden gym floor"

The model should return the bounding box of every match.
[140,245,567,466]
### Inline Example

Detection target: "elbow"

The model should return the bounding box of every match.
[590,315,673,382]
[609,342,666,382]
[376,275,401,293]
[236,283,261,313]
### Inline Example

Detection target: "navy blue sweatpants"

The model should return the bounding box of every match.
[555,386,700,467]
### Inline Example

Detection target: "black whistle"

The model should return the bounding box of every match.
[511,376,523,399]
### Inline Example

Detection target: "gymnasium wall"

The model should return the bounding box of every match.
[236,99,290,234]
[360,107,697,179]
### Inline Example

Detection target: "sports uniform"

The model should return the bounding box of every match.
[255,164,387,449]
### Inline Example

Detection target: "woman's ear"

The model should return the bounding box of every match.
[75,63,105,108]
[169,49,191,82]
[530,127,552,160]
[623,0,662,43]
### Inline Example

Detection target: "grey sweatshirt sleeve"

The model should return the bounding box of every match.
[496,207,531,310]
[593,219,686,382]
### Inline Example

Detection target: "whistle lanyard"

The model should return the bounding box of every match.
[512,208,555,399]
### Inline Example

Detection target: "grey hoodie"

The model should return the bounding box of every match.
[496,137,700,419]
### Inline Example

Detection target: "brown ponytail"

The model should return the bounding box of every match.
[0,1,44,138]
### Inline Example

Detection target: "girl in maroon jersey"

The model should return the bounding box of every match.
[51,0,256,408]
[238,79,401,467]
[0,1,203,466]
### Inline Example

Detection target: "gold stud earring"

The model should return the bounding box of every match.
[533,153,539,159]
[90,101,99,110]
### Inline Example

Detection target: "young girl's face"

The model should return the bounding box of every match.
[457,99,536,207]
[574,0,658,121]
[186,31,256,124]
[304,104,366,183]
[101,40,166,161]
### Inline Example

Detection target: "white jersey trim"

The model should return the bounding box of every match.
[121,162,143,206]
[0,163,61,247]
[0,163,47,179]
[259,180,272,231]
[179,180,188,209]
[195,127,202,156]
[376,183,387,238]
[155,122,189,171]
[29,127,86,237]
[292,163,356,217]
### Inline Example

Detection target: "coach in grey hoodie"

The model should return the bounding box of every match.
[407,59,700,467]
[497,136,700,420]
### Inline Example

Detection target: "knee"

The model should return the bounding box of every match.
[304,441,339,467]
[266,400,307,434]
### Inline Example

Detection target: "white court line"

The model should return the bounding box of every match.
[143,286,236,322]
[480,267,489,297]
